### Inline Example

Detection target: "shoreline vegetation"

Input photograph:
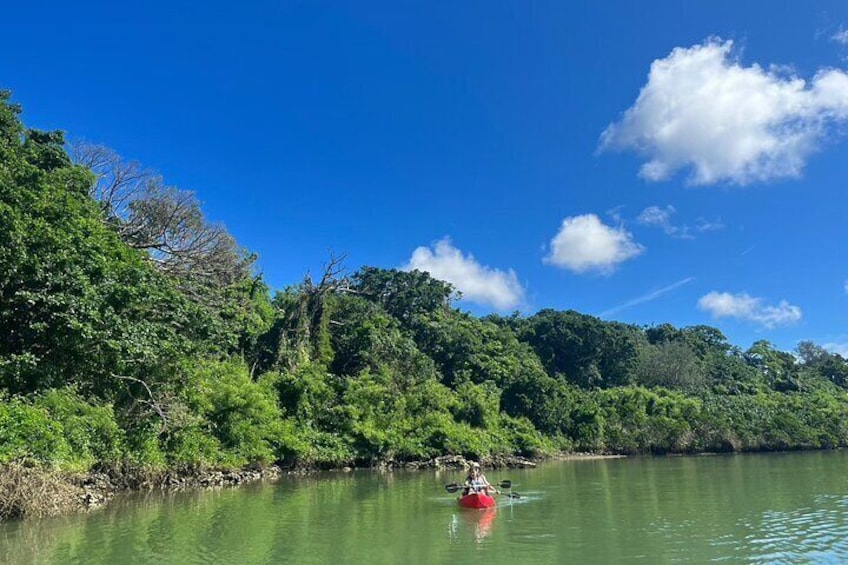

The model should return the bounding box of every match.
[0,453,605,520]
[3,89,848,521]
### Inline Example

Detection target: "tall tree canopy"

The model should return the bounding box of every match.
[2,89,848,484]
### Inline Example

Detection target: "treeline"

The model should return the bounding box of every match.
[3,90,848,478]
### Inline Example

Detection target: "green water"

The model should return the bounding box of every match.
[3,452,848,563]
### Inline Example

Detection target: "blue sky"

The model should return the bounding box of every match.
[4,1,848,354]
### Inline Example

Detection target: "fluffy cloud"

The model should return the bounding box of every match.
[698,291,802,328]
[544,214,643,273]
[404,238,524,310]
[834,28,848,46]
[600,39,848,185]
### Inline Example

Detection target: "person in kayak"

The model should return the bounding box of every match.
[463,462,499,496]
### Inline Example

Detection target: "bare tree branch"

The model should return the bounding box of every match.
[70,142,255,293]
[112,373,170,432]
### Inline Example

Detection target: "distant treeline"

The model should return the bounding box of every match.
[3,89,848,475]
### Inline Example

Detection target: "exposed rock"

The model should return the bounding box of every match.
[433,455,468,469]
[481,455,537,469]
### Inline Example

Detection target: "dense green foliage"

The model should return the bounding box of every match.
[3,90,848,475]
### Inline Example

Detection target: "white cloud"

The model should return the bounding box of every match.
[824,342,848,357]
[606,205,626,224]
[697,291,802,329]
[694,218,725,233]
[404,238,524,310]
[834,28,848,46]
[638,205,688,238]
[637,205,682,235]
[544,214,643,274]
[600,38,848,185]
[637,205,723,238]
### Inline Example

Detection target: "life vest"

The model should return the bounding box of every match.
[467,477,487,493]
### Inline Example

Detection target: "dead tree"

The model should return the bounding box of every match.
[71,142,254,293]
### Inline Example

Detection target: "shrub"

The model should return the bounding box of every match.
[34,388,125,467]
[180,361,285,466]
[0,395,69,465]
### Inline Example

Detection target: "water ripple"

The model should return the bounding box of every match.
[733,495,848,564]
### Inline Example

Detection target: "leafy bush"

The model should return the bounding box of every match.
[495,414,555,457]
[0,389,124,470]
[453,381,501,428]
[34,388,125,467]
[0,395,70,465]
[180,361,286,466]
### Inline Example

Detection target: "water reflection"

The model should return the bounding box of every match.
[448,508,497,544]
[3,453,848,563]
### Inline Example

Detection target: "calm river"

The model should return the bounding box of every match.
[2,451,848,563]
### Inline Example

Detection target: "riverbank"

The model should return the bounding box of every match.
[0,460,286,521]
[0,452,627,522]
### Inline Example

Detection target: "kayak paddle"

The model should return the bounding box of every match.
[445,481,519,497]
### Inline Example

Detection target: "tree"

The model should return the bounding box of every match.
[70,141,157,222]
[744,340,800,392]
[0,91,199,416]
[796,341,830,366]
[255,254,351,373]
[634,341,705,392]
[328,294,437,384]
[796,341,848,389]
[516,309,642,388]
[352,267,457,326]
[71,142,255,291]
[680,325,731,358]
[71,142,271,358]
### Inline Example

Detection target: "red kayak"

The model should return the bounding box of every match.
[458,492,496,509]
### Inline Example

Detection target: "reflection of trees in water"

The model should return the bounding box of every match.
[0,486,284,564]
[3,470,516,562]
